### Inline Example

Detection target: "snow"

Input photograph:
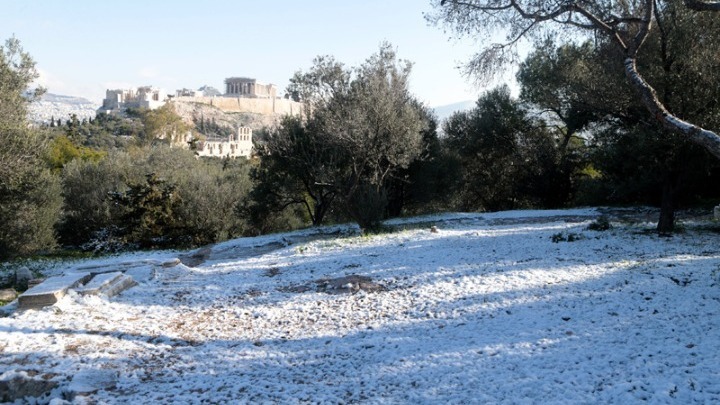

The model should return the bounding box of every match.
[2,208,720,403]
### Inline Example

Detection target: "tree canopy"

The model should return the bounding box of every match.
[430,0,720,160]
[252,43,430,232]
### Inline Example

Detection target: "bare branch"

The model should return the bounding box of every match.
[684,0,720,11]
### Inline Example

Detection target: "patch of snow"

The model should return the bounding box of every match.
[1,208,719,403]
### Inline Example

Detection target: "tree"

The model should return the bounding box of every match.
[249,116,341,228]
[326,44,428,230]
[517,40,629,151]
[141,103,189,144]
[0,37,61,259]
[45,134,106,172]
[387,102,444,216]
[512,3,720,233]
[254,44,428,232]
[109,173,180,249]
[430,0,720,160]
[443,86,566,211]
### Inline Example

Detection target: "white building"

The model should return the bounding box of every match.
[98,86,167,114]
[196,127,253,159]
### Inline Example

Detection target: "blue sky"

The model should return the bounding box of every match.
[1,0,514,106]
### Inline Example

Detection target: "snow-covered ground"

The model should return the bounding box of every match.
[2,208,720,403]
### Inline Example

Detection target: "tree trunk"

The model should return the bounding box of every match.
[656,177,675,235]
[624,57,720,161]
[385,180,405,218]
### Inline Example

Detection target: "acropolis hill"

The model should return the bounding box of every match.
[99,77,303,130]
[173,77,303,117]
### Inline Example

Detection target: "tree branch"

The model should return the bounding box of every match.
[623,57,720,160]
[684,0,720,11]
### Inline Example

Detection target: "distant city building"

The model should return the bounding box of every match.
[195,127,253,159]
[224,77,277,99]
[98,86,167,114]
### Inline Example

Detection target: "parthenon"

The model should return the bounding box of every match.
[224,77,277,99]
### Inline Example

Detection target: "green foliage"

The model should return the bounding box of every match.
[45,134,106,171]
[0,38,62,259]
[515,9,720,234]
[192,115,234,138]
[0,37,43,132]
[0,166,62,259]
[171,157,252,246]
[141,103,189,144]
[393,106,448,215]
[110,173,180,249]
[260,43,429,230]
[249,115,340,228]
[59,147,253,251]
[58,152,137,247]
[443,86,572,212]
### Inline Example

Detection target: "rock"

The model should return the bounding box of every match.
[714,205,720,221]
[161,258,182,268]
[66,369,117,399]
[0,288,18,302]
[317,275,387,294]
[179,247,212,267]
[14,267,33,290]
[430,226,439,233]
[101,274,137,297]
[0,370,58,402]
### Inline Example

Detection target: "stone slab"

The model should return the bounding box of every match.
[75,272,123,296]
[18,273,91,309]
[101,274,137,298]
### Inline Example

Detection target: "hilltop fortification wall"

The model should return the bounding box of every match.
[174,96,303,116]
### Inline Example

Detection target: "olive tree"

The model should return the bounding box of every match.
[430,0,720,160]
[253,43,428,232]
[0,37,62,259]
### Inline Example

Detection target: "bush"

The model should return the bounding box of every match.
[0,129,63,259]
[0,169,62,259]
[551,232,582,243]
[59,152,141,247]
[59,146,254,251]
[587,216,612,231]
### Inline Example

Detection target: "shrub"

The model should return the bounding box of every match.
[587,216,612,231]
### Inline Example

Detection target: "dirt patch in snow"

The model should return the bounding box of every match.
[281,274,387,295]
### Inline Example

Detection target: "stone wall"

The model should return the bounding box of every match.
[173,96,303,116]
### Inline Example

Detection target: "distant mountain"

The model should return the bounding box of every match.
[27,93,98,125]
[432,100,476,123]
